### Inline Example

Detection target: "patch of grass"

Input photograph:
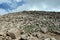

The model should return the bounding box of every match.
[24,25,37,33]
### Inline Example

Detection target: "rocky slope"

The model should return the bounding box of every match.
[0,11,60,40]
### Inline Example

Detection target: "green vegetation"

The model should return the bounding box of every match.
[24,25,37,33]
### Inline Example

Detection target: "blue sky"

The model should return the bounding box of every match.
[0,0,60,15]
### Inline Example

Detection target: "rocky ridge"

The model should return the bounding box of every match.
[0,11,60,40]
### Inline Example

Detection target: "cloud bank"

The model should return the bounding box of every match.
[0,0,60,15]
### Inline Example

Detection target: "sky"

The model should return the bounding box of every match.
[0,0,60,15]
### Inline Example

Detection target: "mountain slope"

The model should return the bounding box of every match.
[0,11,60,40]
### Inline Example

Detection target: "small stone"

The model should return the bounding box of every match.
[0,28,7,37]
[19,38,27,40]
[32,32,41,38]
[0,36,4,40]
[6,36,12,40]
[28,35,39,40]
[51,37,56,40]
[44,38,50,40]
[21,34,28,39]
[40,27,48,33]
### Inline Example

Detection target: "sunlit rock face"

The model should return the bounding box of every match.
[0,0,25,11]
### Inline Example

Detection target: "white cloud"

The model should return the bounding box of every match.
[0,9,8,15]
[15,0,22,2]
[0,0,12,4]
[28,6,40,11]
[10,0,60,13]
[0,0,60,15]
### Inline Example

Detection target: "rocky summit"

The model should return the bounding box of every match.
[0,11,60,40]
